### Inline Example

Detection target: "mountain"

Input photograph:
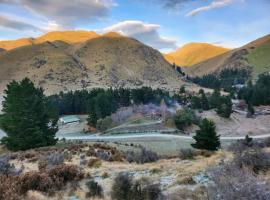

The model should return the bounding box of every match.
[185,34,270,78]
[164,43,230,67]
[0,33,188,95]
[0,31,109,51]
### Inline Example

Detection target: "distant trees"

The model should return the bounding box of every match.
[238,73,270,106]
[190,88,232,118]
[189,68,251,90]
[48,87,171,128]
[192,118,220,151]
[0,78,58,151]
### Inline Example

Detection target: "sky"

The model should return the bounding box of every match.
[0,0,269,52]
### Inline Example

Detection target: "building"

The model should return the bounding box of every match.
[59,115,80,125]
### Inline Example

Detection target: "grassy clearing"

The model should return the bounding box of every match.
[248,41,270,78]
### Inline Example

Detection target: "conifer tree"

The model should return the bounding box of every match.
[0,78,58,151]
[191,118,220,151]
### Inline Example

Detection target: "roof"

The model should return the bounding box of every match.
[60,115,80,123]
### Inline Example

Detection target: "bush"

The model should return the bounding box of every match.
[88,158,102,168]
[179,149,195,160]
[39,152,64,170]
[48,164,84,187]
[111,173,133,200]
[111,174,163,200]
[234,147,270,173]
[131,180,163,200]
[86,179,103,198]
[174,108,198,130]
[17,172,54,194]
[208,163,270,200]
[124,148,159,164]
[0,155,21,176]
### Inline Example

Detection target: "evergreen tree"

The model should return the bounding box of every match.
[191,118,220,151]
[0,78,58,151]
[199,89,209,110]
[216,96,232,118]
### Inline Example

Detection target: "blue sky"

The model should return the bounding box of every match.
[0,0,269,52]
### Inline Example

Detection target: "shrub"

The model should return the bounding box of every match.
[208,163,270,200]
[48,164,84,186]
[17,172,54,194]
[85,179,103,198]
[88,158,102,168]
[124,148,159,164]
[111,173,133,200]
[234,147,270,173]
[0,155,21,176]
[38,152,64,170]
[111,174,163,200]
[174,108,198,131]
[179,149,195,160]
[0,175,20,200]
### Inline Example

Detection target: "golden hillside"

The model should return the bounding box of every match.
[185,34,270,78]
[0,31,121,51]
[0,38,34,50]
[164,43,230,67]
[0,35,188,95]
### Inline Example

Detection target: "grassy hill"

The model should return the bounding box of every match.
[0,34,188,95]
[0,31,120,51]
[185,34,270,78]
[164,43,230,67]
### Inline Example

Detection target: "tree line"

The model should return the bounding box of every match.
[188,68,251,91]
[238,73,270,106]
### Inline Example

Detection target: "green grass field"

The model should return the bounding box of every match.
[247,40,270,78]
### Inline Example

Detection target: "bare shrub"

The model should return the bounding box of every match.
[85,179,103,198]
[124,148,159,164]
[17,172,54,194]
[179,149,195,160]
[111,173,133,200]
[234,147,270,173]
[208,163,270,200]
[111,173,163,200]
[38,152,64,170]
[0,155,22,176]
[47,164,84,188]
[0,175,20,200]
[131,180,163,200]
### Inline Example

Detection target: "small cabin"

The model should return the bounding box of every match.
[59,115,80,125]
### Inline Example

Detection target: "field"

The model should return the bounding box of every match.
[247,40,270,78]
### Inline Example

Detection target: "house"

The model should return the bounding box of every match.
[59,115,80,125]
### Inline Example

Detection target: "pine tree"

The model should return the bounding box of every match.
[191,118,220,151]
[0,78,58,151]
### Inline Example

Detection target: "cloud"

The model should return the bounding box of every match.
[102,20,177,50]
[186,0,242,17]
[0,0,115,28]
[0,14,41,32]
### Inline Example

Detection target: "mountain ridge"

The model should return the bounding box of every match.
[164,43,230,67]
[184,34,270,78]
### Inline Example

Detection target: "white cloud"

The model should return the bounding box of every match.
[186,0,243,17]
[0,0,115,28]
[102,20,177,50]
[0,13,41,32]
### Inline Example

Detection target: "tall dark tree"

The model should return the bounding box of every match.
[0,78,58,151]
[191,118,220,151]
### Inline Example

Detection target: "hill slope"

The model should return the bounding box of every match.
[164,43,230,67]
[0,31,106,51]
[185,34,270,77]
[0,35,187,95]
